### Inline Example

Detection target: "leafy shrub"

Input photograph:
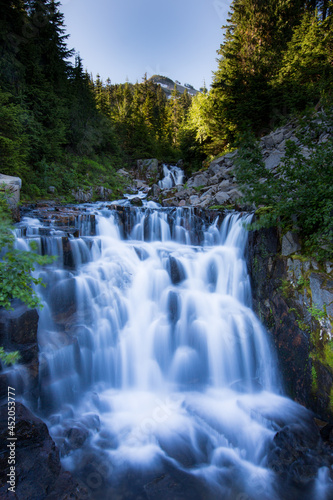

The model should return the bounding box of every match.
[0,194,54,310]
[235,106,333,260]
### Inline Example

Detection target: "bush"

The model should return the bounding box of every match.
[0,194,54,310]
[235,106,333,260]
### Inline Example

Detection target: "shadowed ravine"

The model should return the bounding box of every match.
[14,204,333,499]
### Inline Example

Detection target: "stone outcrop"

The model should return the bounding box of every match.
[247,226,333,420]
[152,153,244,209]
[0,174,22,221]
[136,158,161,183]
[0,402,90,499]
[0,301,39,407]
[148,117,322,210]
[71,185,113,203]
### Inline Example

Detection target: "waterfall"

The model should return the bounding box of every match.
[158,164,184,189]
[14,205,330,499]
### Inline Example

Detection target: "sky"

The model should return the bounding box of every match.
[60,0,232,90]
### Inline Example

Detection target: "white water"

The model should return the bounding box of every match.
[158,164,184,189]
[14,206,332,499]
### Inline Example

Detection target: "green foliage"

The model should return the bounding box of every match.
[275,11,333,111]
[296,274,310,290]
[0,194,55,310]
[308,304,327,321]
[311,364,318,390]
[188,1,333,156]
[0,347,20,366]
[278,278,294,299]
[235,109,333,260]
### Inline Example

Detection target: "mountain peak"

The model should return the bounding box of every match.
[148,75,198,97]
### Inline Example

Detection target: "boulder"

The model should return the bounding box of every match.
[117,168,131,177]
[267,421,333,489]
[214,191,230,205]
[137,159,160,181]
[0,173,22,220]
[0,402,90,499]
[168,256,186,284]
[71,187,93,203]
[130,197,143,207]
[218,179,231,191]
[65,426,90,451]
[189,195,200,206]
[281,231,301,256]
[187,173,209,189]
[0,303,39,402]
[227,188,243,203]
[162,197,177,207]
[264,152,285,171]
[208,160,225,176]
[150,184,161,198]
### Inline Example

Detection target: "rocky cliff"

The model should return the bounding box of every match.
[247,226,333,421]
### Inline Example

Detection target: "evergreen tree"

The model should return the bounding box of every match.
[208,0,307,149]
[275,10,333,110]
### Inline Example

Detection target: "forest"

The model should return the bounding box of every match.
[1,2,333,496]
[0,0,333,201]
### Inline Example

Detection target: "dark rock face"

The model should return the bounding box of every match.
[267,421,333,495]
[247,227,333,420]
[0,302,39,406]
[0,402,90,499]
[168,256,186,284]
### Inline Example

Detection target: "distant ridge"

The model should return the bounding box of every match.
[149,75,199,97]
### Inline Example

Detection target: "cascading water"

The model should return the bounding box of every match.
[14,205,333,499]
[158,164,184,189]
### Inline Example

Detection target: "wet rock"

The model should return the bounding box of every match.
[65,426,90,451]
[167,291,180,324]
[134,246,149,261]
[267,422,333,487]
[247,226,333,419]
[81,413,101,431]
[0,402,90,499]
[0,304,38,346]
[49,278,76,317]
[62,237,75,269]
[0,302,39,402]
[131,196,143,207]
[168,256,186,284]
[144,469,212,500]
[162,197,177,207]
[151,183,161,198]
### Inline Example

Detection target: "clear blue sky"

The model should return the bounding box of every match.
[60,0,232,90]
